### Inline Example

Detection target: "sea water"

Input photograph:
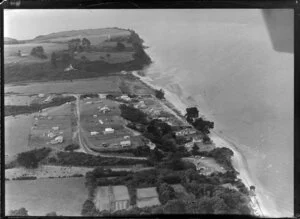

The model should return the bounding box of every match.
[6,9,294,216]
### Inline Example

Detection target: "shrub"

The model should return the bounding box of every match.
[64,144,80,152]
[155,89,165,99]
[17,148,51,169]
[119,104,148,124]
[31,46,47,59]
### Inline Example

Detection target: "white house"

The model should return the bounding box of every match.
[147,141,156,150]
[99,119,104,125]
[44,95,53,103]
[64,64,76,72]
[48,132,56,138]
[103,128,114,135]
[123,135,130,139]
[93,115,98,118]
[119,95,131,102]
[52,126,59,131]
[99,106,110,113]
[50,136,63,144]
[91,131,99,136]
[38,93,45,98]
[120,140,131,147]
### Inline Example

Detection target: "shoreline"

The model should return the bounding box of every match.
[132,70,275,217]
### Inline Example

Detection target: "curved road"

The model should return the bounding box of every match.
[74,95,147,160]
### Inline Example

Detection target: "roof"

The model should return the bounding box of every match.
[137,187,158,199]
[105,128,114,131]
[112,185,130,201]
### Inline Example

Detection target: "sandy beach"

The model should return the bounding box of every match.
[132,71,277,217]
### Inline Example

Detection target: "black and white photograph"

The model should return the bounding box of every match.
[3,9,294,217]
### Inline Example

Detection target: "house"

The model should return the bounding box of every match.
[121,70,127,75]
[50,136,63,144]
[44,95,53,103]
[123,135,130,139]
[93,185,130,212]
[91,131,99,136]
[134,101,147,109]
[48,132,56,138]
[99,106,110,113]
[38,93,45,98]
[175,128,196,137]
[99,119,104,124]
[119,95,131,102]
[99,94,106,99]
[136,187,161,208]
[52,126,59,131]
[93,115,97,118]
[64,64,76,72]
[147,141,156,150]
[120,140,131,147]
[185,141,194,148]
[103,128,114,135]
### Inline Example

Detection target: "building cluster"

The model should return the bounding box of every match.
[93,185,161,213]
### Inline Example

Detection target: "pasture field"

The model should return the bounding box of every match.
[5,76,122,95]
[5,94,36,106]
[74,51,134,63]
[4,43,68,64]
[5,114,34,159]
[80,97,142,151]
[119,76,155,95]
[29,115,72,150]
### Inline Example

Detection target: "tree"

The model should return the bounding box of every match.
[157,183,176,204]
[202,134,212,144]
[116,42,126,51]
[82,38,91,50]
[193,117,214,134]
[191,143,200,155]
[46,211,57,216]
[9,207,28,216]
[51,52,57,67]
[30,46,47,59]
[64,144,80,152]
[185,107,199,123]
[119,104,148,124]
[68,38,81,51]
[81,199,97,216]
[163,199,186,214]
[155,89,165,99]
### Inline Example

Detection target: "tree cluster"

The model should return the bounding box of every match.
[119,104,149,125]
[30,46,47,59]
[155,89,165,99]
[68,38,91,52]
[17,147,51,169]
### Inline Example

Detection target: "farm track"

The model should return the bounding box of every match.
[74,94,148,160]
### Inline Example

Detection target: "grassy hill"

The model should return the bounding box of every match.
[4,28,151,83]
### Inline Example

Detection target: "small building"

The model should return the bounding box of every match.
[38,93,45,98]
[147,141,156,150]
[64,64,76,72]
[119,95,131,102]
[50,136,63,144]
[103,128,114,135]
[175,128,197,137]
[48,132,56,138]
[44,95,53,103]
[86,101,93,104]
[93,115,97,118]
[99,94,106,99]
[93,186,130,212]
[99,106,110,114]
[134,101,147,109]
[123,135,130,139]
[99,119,104,124]
[120,140,131,147]
[91,131,99,136]
[52,126,59,131]
[121,70,127,75]
[136,187,161,208]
